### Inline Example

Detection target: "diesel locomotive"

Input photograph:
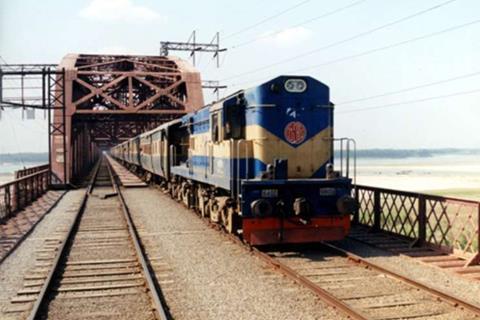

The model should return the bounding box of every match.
[111,75,356,245]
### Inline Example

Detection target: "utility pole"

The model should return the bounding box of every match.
[201,80,227,100]
[160,31,228,101]
[160,31,226,67]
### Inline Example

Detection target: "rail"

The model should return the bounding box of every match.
[353,184,480,265]
[0,169,50,221]
[107,158,169,320]
[26,160,100,320]
[27,157,168,319]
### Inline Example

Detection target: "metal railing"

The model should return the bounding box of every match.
[353,184,480,265]
[333,137,357,183]
[0,169,50,221]
[14,164,49,179]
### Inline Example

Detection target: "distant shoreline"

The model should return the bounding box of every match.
[0,148,479,162]
[335,148,480,159]
[0,152,48,164]
[0,172,13,176]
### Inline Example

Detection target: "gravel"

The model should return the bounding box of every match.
[123,187,347,320]
[333,237,480,307]
[271,248,476,320]
[0,189,85,317]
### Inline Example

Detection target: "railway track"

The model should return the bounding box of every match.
[43,157,480,320]
[124,167,480,319]
[166,183,480,319]
[253,242,480,320]
[8,157,168,320]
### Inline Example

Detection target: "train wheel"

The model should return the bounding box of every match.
[186,189,195,209]
[198,189,208,217]
[145,172,152,182]
[225,208,237,234]
[181,183,189,207]
[175,183,182,202]
[209,200,220,223]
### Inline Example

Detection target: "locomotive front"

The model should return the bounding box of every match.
[239,76,356,245]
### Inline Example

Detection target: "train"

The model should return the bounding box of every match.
[110,75,357,245]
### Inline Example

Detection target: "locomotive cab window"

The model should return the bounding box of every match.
[224,104,245,140]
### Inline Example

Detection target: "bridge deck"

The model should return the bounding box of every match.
[0,190,65,263]
[105,155,147,188]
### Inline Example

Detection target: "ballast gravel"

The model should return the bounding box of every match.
[123,187,347,320]
[0,190,85,317]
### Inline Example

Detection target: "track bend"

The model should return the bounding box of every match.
[254,243,480,320]
[24,157,168,320]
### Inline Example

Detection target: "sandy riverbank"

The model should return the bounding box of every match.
[0,173,13,185]
[355,155,480,200]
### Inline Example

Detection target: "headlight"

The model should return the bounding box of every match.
[261,189,278,198]
[251,199,273,216]
[284,79,307,93]
[337,195,358,214]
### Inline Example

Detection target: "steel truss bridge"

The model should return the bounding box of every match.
[0,54,205,185]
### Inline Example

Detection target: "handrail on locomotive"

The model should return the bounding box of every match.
[326,137,357,186]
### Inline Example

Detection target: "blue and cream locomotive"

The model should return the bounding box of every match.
[111,76,356,245]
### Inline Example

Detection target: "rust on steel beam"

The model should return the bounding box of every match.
[74,109,187,114]
[76,71,183,76]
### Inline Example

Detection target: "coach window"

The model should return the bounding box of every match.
[211,113,220,143]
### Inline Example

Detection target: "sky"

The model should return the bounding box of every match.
[0,0,479,153]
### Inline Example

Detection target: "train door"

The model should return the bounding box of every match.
[135,137,141,165]
[148,134,153,172]
[188,118,194,175]
[210,111,221,175]
[161,129,169,178]
[152,132,161,175]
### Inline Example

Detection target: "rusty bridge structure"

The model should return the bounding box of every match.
[0,54,205,185]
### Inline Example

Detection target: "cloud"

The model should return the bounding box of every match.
[261,26,313,47]
[79,0,166,23]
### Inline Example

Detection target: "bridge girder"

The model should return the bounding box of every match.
[52,54,204,184]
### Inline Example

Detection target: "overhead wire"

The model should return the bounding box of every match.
[230,0,367,49]
[223,0,313,40]
[221,0,458,82]
[219,50,228,68]
[3,110,26,167]
[336,70,480,105]
[1,54,47,158]
[336,88,480,114]
[229,17,480,88]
